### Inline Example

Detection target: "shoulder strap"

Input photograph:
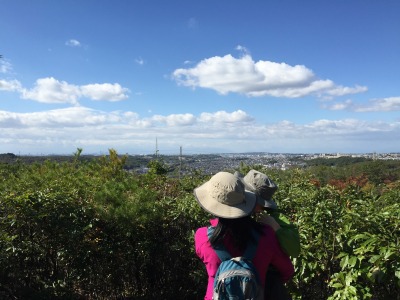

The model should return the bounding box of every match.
[243,230,260,259]
[207,226,261,261]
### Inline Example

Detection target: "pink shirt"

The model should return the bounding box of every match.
[195,219,294,300]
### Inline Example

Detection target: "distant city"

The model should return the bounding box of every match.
[1,151,399,176]
[134,152,400,175]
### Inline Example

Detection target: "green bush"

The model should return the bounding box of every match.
[0,152,399,299]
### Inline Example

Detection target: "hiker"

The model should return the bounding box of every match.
[240,169,300,300]
[194,171,294,300]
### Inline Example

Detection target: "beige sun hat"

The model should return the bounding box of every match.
[242,170,278,210]
[194,171,257,218]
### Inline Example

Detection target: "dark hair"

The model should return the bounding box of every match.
[209,216,264,252]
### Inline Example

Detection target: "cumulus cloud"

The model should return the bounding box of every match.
[18,77,129,104]
[81,83,129,101]
[21,77,81,105]
[65,39,81,47]
[172,53,367,99]
[325,97,400,112]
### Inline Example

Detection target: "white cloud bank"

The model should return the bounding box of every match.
[1,77,129,104]
[172,53,367,98]
[1,107,399,155]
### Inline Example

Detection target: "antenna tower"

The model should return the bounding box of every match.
[155,138,159,158]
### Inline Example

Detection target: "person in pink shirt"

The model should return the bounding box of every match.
[194,172,294,300]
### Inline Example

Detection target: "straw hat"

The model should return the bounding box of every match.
[194,171,257,218]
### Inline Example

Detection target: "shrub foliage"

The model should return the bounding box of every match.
[0,151,399,299]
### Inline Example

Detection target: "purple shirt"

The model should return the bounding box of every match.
[195,219,294,300]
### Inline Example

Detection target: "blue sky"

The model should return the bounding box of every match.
[1,0,400,155]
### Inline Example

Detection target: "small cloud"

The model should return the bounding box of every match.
[323,99,354,111]
[135,57,145,65]
[236,45,250,56]
[65,39,81,47]
[355,97,400,112]
[0,59,13,74]
[81,83,129,101]
[326,85,368,96]
[0,79,22,92]
[325,97,400,112]
[199,110,254,123]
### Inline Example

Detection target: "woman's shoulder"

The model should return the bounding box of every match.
[195,226,208,235]
[195,219,217,236]
[258,223,278,239]
[194,226,213,257]
[194,226,209,244]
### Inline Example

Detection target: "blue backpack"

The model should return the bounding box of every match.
[208,227,264,300]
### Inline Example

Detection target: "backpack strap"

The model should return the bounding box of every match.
[207,226,261,262]
[243,230,260,260]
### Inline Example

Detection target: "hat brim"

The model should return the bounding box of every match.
[256,194,277,209]
[194,181,256,219]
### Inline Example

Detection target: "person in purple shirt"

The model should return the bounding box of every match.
[194,171,294,300]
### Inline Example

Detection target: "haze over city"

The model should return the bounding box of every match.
[1,0,400,155]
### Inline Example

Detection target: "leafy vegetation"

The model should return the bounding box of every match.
[1,150,399,299]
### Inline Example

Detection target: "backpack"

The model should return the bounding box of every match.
[208,227,264,300]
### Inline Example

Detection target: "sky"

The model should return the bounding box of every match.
[1,0,400,155]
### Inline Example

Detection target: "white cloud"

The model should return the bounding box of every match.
[0,107,116,128]
[0,60,13,74]
[355,97,400,112]
[172,53,367,99]
[326,85,368,96]
[151,113,196,126]
[81,83,129,101]
[199,110,254,123]
[65,39,81,47]
[235,45,250,55]
[0,79,22,92]
[18,77,129,104]
[21,77,81,105]
[325,97,400,112]
[1,107,398,154]
[323,99,355,111]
